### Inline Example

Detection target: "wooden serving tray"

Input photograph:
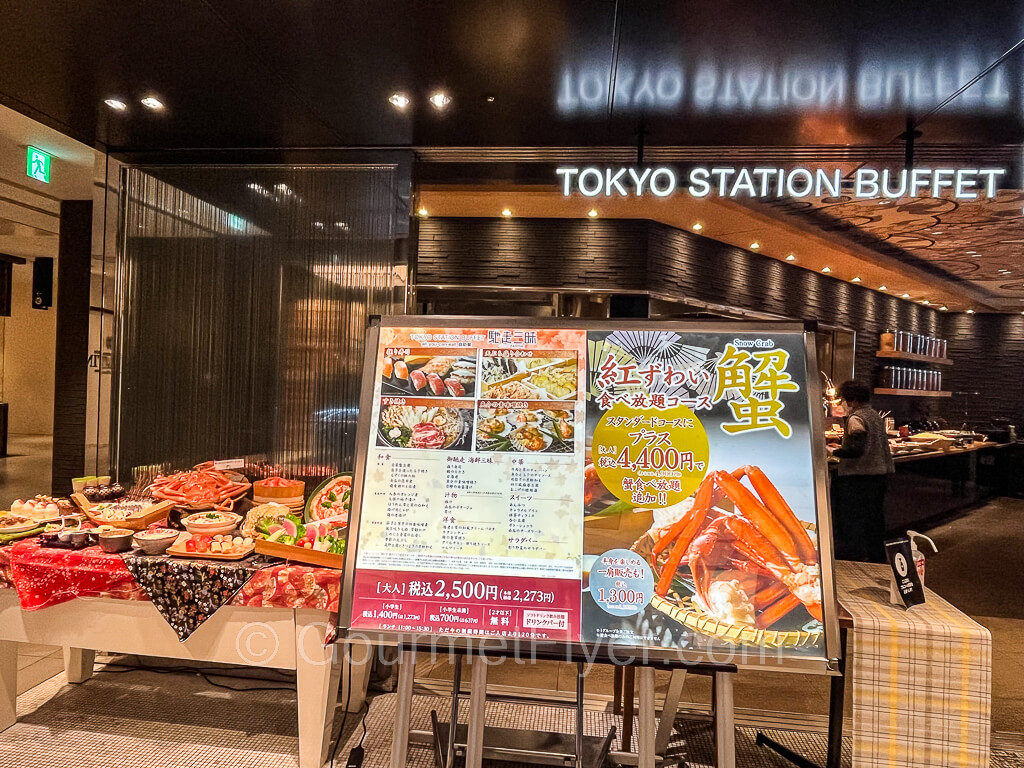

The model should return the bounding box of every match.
[167,537,256,561]
[255,539,345,570]
[73,494,175,531]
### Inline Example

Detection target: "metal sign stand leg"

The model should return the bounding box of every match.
[391,648,416,768]
[713,670,736,768]
[465,655,488,768]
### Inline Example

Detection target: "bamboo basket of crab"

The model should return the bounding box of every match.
[648,594,823,649]
[629,465,824,648]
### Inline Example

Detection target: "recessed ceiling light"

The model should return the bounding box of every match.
[921,300,930,305]
[821,266,831,273]
[388,93,410,109]
[692,222,703,231]
[940,306,948,311]
[966,309,975,314]
[417,207,428,217]
[749,241,760,250]
[104,98,127,112]
[501,208,512,217]
[140,96,164,111]
[785,254,796,261]
[587,209,598,218]
[429,91,451,110]
[485,95,496,103]
[851,276,861,282]
[901,293,910,298]
[879,285,888,291]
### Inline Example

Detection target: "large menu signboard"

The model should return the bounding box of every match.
[342,319,838,671]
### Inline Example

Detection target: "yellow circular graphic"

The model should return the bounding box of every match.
[592,402,710,508]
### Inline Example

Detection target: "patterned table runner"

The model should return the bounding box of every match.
[835,561,991,768]
[121,552,274,641]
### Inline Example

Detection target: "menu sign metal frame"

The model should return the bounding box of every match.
[340,316,840,674]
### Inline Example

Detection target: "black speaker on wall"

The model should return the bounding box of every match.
[32,257,53,310]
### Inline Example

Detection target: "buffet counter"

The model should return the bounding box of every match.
[831,441,1021,532]
[0,539,370,768]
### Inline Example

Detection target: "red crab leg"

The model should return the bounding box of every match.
[756,593,801,628]
[715,471,801,568]
[723,516,824,623]
[732,466,817,564]
[651,472,723,562]
[718,515,792,583]
[752,581,790,611]
[686,519,726,610]
[654,475,717,596]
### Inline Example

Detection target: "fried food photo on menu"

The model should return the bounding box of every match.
[479,355,578,400]
[475,406,575,454]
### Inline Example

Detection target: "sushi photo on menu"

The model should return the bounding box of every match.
[380,348,478,398]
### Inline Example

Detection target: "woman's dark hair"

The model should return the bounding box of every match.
[838,380,872,405]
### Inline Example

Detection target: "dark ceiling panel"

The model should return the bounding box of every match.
[0,1,1022,150]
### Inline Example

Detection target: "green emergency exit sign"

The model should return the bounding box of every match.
[26,146,51,183]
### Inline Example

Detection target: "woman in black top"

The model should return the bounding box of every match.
[827,380,895,563]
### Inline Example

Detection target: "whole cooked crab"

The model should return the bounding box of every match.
[650,465,822,629]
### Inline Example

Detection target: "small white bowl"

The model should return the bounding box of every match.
[181,511,241,536]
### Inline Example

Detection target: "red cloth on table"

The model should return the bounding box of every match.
[0,538,341,613]
[230,564,340,611]
[7,539,144,609]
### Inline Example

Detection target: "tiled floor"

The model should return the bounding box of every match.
[0,433,52,506]
[2,671,1023,768]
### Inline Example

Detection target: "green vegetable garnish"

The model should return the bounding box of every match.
[328,491,337,502]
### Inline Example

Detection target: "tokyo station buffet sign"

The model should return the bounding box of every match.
[341,318,839,672]
[556,165,1006,200]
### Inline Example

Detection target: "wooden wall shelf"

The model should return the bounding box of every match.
[873,388,952,398]
[876,350,952,366]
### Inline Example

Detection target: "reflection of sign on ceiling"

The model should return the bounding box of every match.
[557,54,1011,115]
[557,166,1006,200]
[26,146,51,184]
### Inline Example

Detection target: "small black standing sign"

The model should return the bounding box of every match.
[885,536,926,608]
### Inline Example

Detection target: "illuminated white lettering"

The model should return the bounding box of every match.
[688,167,711,197]
[977,168,1004,198]
[752,168,773,196]
[628,167,652,195]
[931,169,954,197]
[710,168,735,196]
[855,168,880,197]
[605,167,628,196]
[954,169,977,199]
[910,168,930,197]
[578,168,603,197]
[649,167,677,197]
[815,168,841,197]
[882,169,908,198]
[731,168,757,196]
[556,167,580,196]
[785,168,813,197]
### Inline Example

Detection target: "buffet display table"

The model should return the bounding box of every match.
[0,540,369,768]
